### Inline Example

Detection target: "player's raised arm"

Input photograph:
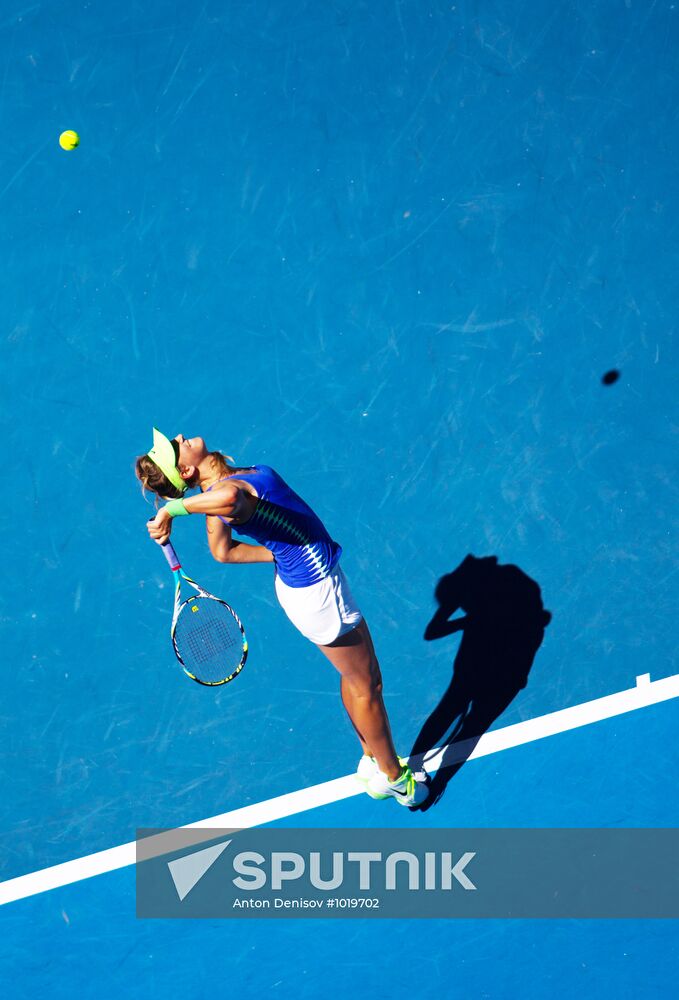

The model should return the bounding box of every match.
[183,483,240,517]
[205,514,274,564]
[147,487,238,542]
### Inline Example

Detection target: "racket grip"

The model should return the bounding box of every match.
[148,516,181,571]
[160,540,181,571]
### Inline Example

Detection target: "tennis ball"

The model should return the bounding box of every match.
[59,130,80,150]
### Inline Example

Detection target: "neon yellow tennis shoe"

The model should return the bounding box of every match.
[366,763,430,808]
[356,754,379,784]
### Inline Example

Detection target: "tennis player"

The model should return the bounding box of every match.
[136,428,429,808]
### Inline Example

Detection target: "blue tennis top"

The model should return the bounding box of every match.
[207,465,342,588]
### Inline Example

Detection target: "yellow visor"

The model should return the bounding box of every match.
[147,427,187,494]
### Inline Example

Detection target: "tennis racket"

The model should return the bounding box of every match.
[155,534,248,686]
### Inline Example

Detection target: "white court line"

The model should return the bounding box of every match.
[1,671,678,907]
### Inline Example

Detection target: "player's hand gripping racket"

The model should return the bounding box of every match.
[156,534,248,686]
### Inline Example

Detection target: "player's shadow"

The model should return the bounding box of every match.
[410,555,551,812]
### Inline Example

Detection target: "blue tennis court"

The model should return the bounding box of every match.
[2,0,678,995]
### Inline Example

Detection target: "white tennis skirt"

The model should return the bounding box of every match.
[274,562,363,645]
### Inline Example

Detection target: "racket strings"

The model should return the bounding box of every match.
[173,597,245,684]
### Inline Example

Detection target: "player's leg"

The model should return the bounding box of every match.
[316,619,401,781]
[318,620,430,807]
[339,676,371,755]
[274,567,429,805]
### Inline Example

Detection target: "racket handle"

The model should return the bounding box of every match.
[160,540,181,571]
[148,516,181,571]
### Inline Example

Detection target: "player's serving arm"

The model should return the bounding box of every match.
[136,427,429,809]
[150,480,273,564]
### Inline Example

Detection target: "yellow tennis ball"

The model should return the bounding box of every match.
[59,130,80,151]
